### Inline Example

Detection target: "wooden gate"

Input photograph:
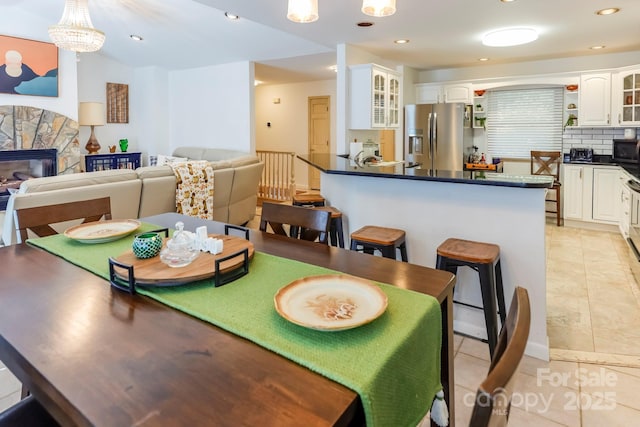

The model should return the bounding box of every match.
[256,150,296,202]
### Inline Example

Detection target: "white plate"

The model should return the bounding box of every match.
[274,274,388,331]
[63,219,141,244]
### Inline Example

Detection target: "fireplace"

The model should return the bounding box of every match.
[0,149,58,210]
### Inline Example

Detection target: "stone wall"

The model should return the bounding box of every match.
[0,105,80,174]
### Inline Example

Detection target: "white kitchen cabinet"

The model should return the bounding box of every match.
[620,179,631,237]
[349,64,401,129]
[614,70,640,126]
[562,164,620,224]
[578,73,612,126]
[415,83,473,104]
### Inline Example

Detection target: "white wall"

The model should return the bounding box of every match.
[169,61,255,154]
[255,79,336,189]
[134,66,170,163]
[0,8,77,119]
[77,54,137,155]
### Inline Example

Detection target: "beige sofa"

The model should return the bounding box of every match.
[1,148,263,245]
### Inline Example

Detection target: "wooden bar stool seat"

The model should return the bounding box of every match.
[436,238,507,358]
[313,206,345,248]
[350,225,408,262]
[292,193,325,207]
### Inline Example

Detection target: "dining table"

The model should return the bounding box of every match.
[0,212,456,426]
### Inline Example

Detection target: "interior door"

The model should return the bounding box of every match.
[308,96,330,190]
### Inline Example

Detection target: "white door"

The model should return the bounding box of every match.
[308,96,330,190]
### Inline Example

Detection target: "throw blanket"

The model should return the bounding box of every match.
[29,226,444,427]
[170,160,214,220]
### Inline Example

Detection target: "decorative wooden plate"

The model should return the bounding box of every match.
[113,234,254,286]
[64,219,141,244]
[274,275,388,331]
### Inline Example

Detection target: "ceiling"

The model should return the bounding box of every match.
[6,0,640,85]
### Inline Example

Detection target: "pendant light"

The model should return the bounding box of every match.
[48,0,105,53]
[287,0,319,23]
[362,0,396,17]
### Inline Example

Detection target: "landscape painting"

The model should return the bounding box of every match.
[0,35,58,97]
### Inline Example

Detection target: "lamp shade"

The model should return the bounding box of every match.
[78,102,105,126]
[287,0,318,23]
[362,0,396,17]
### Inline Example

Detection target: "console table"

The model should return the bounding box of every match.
[83,152,141,172]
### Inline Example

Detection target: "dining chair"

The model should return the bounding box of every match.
[469,287,531,427]
[0,394,60,426]
[259,202,331,244]
[15,196,112,243]
[531,150,562,226]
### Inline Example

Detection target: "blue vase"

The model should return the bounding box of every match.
[132,232,163,259]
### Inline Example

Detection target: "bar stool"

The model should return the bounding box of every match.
[350,226,408,262]
[0,395,60,426]
[435,237,507,358]
[313,206,345,248]
[292,193,325,207]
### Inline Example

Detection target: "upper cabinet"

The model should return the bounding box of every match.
[415,83,473,104]
[615,70,640,126]
[349,64,401,129]
[578,73,611,126]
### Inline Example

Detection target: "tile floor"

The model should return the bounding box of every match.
[2,212,640,425]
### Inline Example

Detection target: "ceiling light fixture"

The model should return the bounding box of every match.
[596,7,620,15]
[590,45,606,50]
[287,0,318,23]
[362,0,396,17]
[482,27,538,47]
[48,0,105,53]
[129,34,143,41]
[478,58,490,62]
[328,65,337,72]
[394,39,409,44]
[225,12,239,20]
[357,22,374,27]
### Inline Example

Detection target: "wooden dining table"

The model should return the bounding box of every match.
[0,212,456,426]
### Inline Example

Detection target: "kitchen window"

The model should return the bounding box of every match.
[486,87,563,159]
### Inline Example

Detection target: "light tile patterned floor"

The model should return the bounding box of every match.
[3,212,640,425]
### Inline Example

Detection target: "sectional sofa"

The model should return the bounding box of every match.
[1,147,264,245]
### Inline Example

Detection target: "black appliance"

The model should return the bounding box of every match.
[612,139,640,164]
[569,147,593,163]
[625,178,640,283]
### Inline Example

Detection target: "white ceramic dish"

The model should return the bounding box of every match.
[63,219,141,244]
[274,274,388,331]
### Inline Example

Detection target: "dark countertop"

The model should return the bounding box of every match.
[297,154,554,188]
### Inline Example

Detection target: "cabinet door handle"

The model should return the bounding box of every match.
[580,168,582,180]
[619,113,622,124]
[607,114,610,124]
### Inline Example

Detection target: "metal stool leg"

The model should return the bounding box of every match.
[398,242,408,262]
[495,259,507,326]
[478,263,499,358]
[335,218,345,248]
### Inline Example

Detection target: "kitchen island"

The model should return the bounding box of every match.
[299,153,553,360]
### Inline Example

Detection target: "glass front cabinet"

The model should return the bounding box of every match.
[619,71,640,125]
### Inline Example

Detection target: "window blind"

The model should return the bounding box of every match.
[486,87,563,159]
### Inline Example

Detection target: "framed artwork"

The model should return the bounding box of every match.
[106,82,129,123]
[0,35,58,97]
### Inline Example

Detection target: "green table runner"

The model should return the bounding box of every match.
[29,225,442,427]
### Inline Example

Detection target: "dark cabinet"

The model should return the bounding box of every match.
[84,152,141,172]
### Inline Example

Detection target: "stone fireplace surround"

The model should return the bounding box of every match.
[0,106,80,211]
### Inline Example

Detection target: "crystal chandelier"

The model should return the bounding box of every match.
[48,0,105,53]
[362,0,397,17]
[287,0,319,23]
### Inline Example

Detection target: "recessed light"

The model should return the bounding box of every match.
[482,27,538,47]
[478,58,490,62]
[225,12,239,20]
[590,45,606,50]
[254,80,263,86]
[129,35,143,41]
[328,65,337,72]
[357,22,374,27]
[394,39,410,44]
[596,7,620,15]
[500,0,516,2]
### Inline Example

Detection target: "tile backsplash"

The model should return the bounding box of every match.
[562,127,636,155]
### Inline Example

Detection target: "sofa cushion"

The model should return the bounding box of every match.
[19,169,138,193]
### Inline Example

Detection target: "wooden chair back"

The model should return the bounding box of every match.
[15,197,112,243]
[469,287,531,427]
[259,202,331,244]
[530,151,561,181]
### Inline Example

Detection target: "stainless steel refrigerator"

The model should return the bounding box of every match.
[404,103,473,171]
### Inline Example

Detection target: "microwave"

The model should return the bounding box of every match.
[613,139,640,164]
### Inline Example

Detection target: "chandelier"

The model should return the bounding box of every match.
[48,0,105,53]
[362,0,396,17]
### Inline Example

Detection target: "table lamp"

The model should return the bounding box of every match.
[79,102,105,154]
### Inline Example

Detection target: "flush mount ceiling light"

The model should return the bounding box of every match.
[48,0,105,52]
[287,0,318,23]
[478,57,490,62]
[394,39,409,44]
[129,34,143,41]
[362,0,396,17]
[596,7,620,15]
[482,27,538,47]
